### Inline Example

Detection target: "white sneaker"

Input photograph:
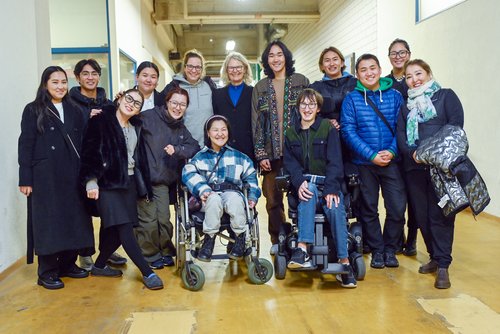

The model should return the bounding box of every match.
[79,256,94,271]
[269,244,279,255]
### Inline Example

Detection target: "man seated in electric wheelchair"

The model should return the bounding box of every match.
[180,115,273,290]
[276,88,364,288]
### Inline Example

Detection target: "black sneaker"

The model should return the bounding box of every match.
[370,252,385,269]
[107,252,127,265]
[162,255,175,267]
[384,252,399,267]
[90,265,123,277]
[338,264,357,288]
[143,273,164,290]
[149,259,164,270]
[287,247,312,269]
[198,235,215,262]
[228,233,246,260]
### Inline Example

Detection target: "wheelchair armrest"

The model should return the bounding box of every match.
[275,174,291,192]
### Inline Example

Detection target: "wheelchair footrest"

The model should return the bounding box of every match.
[321,263,349,275]
[289,265,318,272]
[310,245,329,255]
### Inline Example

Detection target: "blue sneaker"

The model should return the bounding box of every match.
[162,255,174,267]
[149,259,164,270]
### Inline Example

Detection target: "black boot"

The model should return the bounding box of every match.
[435,268,451,289]
[198,235,215,262]
[228,233,246,260]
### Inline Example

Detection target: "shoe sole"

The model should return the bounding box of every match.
[197,257,211,263]
[145,285,164,290]
[385,263,399,268]
[107,260,127,265]
[91,272,123,278]
[60,272,90,279]
[419,267,438,274]
[37,279,64,290]
[287,261,312,269]
[370,263,385,269]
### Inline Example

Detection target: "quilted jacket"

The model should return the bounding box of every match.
[415,124,490,216]
[340,78,403,165]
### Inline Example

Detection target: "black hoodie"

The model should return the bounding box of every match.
[69,86,114,118]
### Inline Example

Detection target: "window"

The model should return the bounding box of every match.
[119,51,136,91]
[416,0,466,22]
[52,50,110,96]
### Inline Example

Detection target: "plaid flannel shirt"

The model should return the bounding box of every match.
[181,145,261,203]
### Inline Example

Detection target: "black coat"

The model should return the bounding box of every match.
[386,73,409,100]
[141,106,199,185]
[18,100,93,261]
[69,86,114,117]
[80,106,153,199]
[212,83,256,163]
[309,75,357,121]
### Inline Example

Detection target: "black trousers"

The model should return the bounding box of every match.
[358,163,406,254]
[406,169,455,268]
[38,250,78,278]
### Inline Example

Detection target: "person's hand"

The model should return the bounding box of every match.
[259,159,272,172]
[329,118,340,130]
[87,188,99,200]
[412,151,421,164]
[90,108,102,118]
[200,191,211,202]
[248,200,256,209]
[114,91,125,100]
[378,150,393,161]
[298,180,313,202]
[325,193,340,209]
[372,151,392,166]
[19,186,32,197]
[164,144,175,156]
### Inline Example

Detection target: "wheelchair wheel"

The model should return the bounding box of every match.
[181,264,205,291]
[274,254,287,280]
[248,258,273,284]
[353,255,366,281]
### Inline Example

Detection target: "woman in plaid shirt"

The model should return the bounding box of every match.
[182,115,261,262]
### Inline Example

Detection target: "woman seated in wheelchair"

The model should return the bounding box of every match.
[283,88,357,288]
[181,115,261,262]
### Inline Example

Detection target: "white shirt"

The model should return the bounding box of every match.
[141,93,155,112]
[54,102,64,123]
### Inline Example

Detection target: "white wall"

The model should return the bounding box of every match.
[0,0,52,272]
[377,0,500,216]
[283,0,378,82]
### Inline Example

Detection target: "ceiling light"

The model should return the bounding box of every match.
[225,40,235,51]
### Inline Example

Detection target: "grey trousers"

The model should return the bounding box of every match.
[201,191,246,236]
[135,184,175,262]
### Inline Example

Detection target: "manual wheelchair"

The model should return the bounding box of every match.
[174,184,273,291]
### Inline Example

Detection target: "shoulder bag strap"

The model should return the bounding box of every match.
[358,91,395,137]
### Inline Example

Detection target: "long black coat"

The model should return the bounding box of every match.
[18,101,93,261]
[212,83,256,163]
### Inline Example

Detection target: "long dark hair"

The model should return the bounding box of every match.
[33,66,69,133]
[260,40,295,78]
[203,115,231,149]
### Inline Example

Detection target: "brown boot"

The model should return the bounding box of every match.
[419,260,438,274]
[434,268,451,289]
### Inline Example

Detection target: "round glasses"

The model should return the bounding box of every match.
[389,50,410,58]
[124,94,142,110]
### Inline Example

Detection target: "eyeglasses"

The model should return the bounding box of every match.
[299,102,317,109]
[185,64,203,72]
[124,94,142,110]
[389,50,410,58]
[228,65,243,72]
[80,71,99,78]
[169,100,187,109]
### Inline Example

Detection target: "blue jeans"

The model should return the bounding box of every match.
[297,183,348,259]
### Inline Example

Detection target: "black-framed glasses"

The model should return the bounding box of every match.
[124,94,142,110]
[299,102,317,109]
[169,100,187,109]
[185,64,203,71]
[389,50,410,58]
[228,65,244,72]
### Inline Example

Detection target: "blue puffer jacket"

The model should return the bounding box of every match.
[340,78,403,165]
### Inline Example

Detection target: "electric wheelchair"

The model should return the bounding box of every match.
[175,184,273,291]
[273,172,366,281]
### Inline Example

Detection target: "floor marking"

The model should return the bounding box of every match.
[121,310,196,334]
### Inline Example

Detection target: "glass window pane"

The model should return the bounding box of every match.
[418,0,466,22]
[52,53,110,97]
[119,52,136,91]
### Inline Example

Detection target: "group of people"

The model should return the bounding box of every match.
[18,37,464,291]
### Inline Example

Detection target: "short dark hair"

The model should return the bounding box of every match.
[297,88,324,111]
[260,40,295,78]
[165,87,190,107]
[203,115,231,149]
[388,38,411,55]
[74,59,101,77]
[355,54,380,72]
[137,61,160,77]
[318,46,346,73]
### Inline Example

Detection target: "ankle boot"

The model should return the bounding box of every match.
[419,259,438,274]
[198,234,215,262]
[434,268,451,289]
[229,233,246,259]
